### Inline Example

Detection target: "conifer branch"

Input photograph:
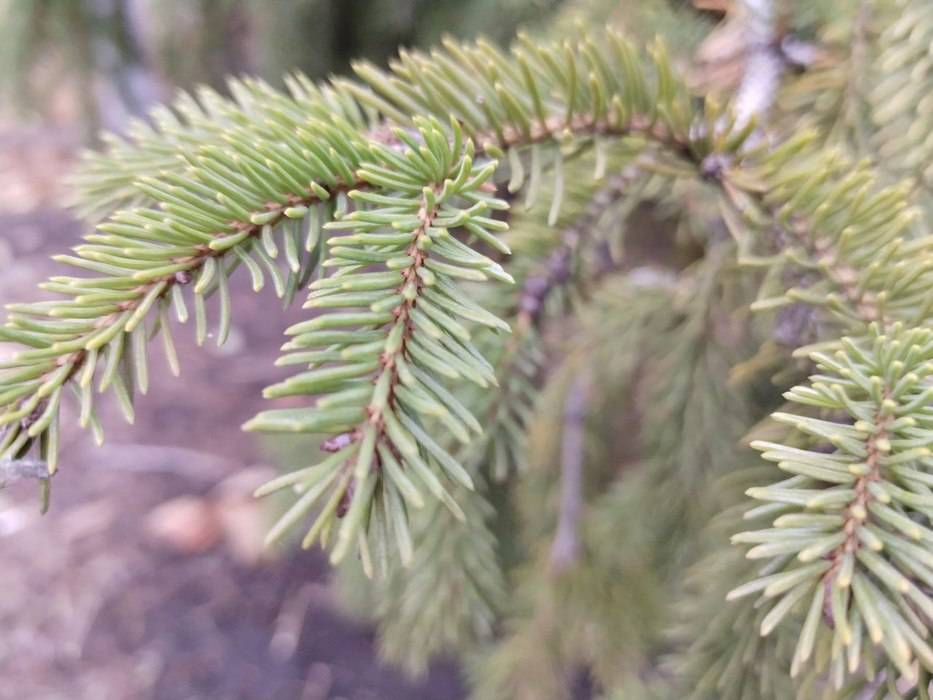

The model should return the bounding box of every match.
[720,139,922,339]
[7,19,933,695]
[871,0,933,210]
[373,164,667,673]
[733,323,933,687]
[245,118,517,567]
[374,472,507,677]
[471,168,635,481]
[69,74,374,220]
[6,30,744,556]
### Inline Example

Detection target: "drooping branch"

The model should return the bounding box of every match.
[3,31,731,481]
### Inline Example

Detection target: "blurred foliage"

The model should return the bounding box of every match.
[0,0,565,140]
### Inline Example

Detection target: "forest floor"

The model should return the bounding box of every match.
[0,124,464,699]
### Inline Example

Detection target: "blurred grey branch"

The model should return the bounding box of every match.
[550,370,590,573]
[0,458,49,487]
[735,0,821,128]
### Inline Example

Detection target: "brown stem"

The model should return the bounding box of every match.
[517,170,635,328]
[822,400,890,594]
[331,188,441,504]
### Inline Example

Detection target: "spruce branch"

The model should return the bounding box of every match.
[6,20,933,696]
[344,158,649,670]
[871,0,933,211]
[669,466,800,700]
[7,30,759,554]
[0,168,330,473]
[719,138,922,340]
[470,167,637,482]
[72,30,711,227]
[374,473,508,677]
[245,118,516,568]
[733,323,933,688]
[69,74,374,220]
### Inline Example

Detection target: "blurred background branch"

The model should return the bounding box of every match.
[0,0,562,143]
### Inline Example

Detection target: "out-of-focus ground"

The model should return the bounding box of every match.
[0,121,464,699]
